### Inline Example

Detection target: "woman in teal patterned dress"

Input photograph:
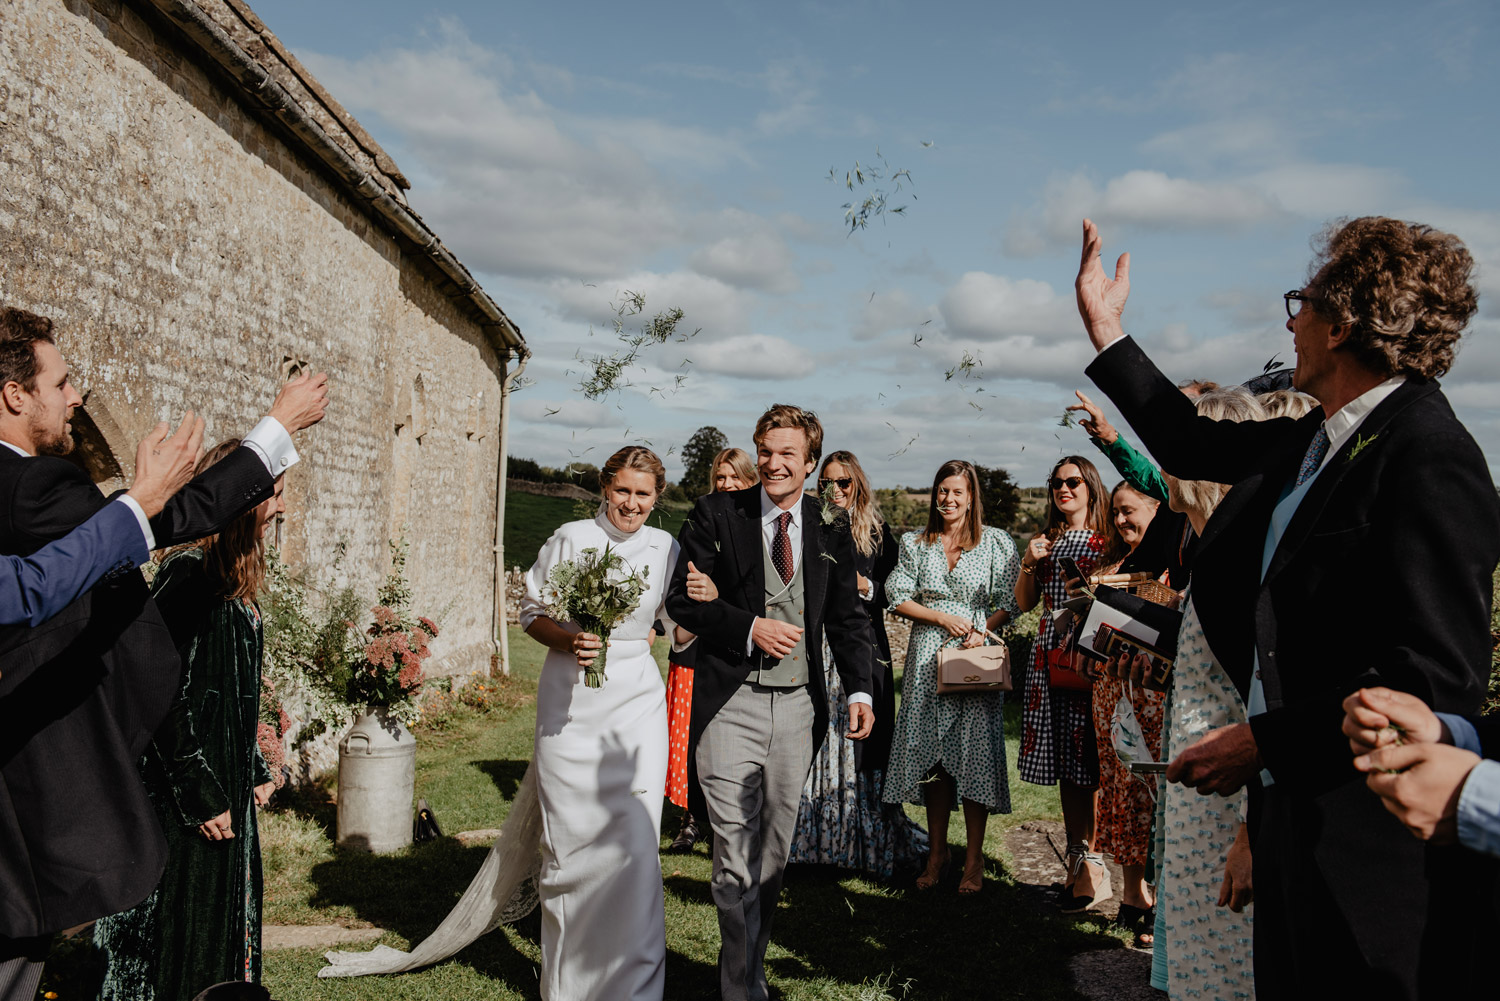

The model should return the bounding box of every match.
[882,460,1020,894]
[94,440,286,1000]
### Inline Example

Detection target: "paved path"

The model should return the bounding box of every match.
[1004,819,1162,1000]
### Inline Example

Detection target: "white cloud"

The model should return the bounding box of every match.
[688,231,799,293]
[1005,170,1285,255]
[939,272,1079,342]
[691,334,815,380]
[852,289,934,342]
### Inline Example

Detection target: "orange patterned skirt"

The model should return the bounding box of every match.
[665,662,693,808]
[1091,675,1165,867]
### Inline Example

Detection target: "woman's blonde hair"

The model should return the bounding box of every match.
[821,450,883,558]
[1166,388,1265,519]
[1256,389,1318,420]
[919,459,984,550]
[711,447,758,492]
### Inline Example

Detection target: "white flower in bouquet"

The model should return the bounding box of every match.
[542,544,649,688]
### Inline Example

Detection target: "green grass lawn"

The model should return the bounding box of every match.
[248,628,1121,1000]
[505,492,690,570]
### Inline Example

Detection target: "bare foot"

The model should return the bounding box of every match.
[958,858,984,895]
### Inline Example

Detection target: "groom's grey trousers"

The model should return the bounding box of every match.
[696,682,815,1001]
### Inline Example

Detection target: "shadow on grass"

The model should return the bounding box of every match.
[306,838,543,987]
[666,854,1116,1001]
[472,758,530,800]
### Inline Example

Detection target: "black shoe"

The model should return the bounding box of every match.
[667,813,700,853]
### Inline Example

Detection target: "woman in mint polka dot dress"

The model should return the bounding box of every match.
[882,460,1020,894]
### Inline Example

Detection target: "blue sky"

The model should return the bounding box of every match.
[253,0,1500,487]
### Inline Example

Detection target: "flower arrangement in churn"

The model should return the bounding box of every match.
[344,539,440,726]
[541,545,649,688]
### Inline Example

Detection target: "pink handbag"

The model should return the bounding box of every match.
[936,644,1012,694]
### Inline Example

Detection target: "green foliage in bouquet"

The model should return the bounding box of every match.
[262,546,359,746]
[541,544,649,688]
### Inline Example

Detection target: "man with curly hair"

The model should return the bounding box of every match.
[1072,218,1500,998]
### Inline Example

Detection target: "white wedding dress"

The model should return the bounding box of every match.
[321,512,677,1000]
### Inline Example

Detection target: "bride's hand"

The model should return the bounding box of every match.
[686,561,719,603]
[572,631,603,667]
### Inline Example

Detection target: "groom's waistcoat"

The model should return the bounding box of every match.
[749,538,807,687]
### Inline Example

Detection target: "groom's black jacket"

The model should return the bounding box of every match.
[666,487,876,819]
[1087,336,1500,995]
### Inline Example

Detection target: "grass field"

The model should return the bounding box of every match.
[504,491,689,569]
[42,627,1123,999]
[245,629,1119,1000]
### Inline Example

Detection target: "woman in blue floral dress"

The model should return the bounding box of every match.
[882,459,1020,894]
[1015,455,1120,911]
[788,451,928,879]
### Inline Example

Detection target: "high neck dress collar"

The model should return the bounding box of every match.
[594,507,640,545]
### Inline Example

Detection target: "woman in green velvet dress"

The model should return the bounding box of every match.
[94,439,286,1000]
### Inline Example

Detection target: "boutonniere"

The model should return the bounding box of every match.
[1346,432,1379,462]
[818,482,846,527]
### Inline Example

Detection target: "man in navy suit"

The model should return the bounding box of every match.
[0,414,204,628]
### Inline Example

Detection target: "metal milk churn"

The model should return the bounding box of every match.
[336,710,416,853]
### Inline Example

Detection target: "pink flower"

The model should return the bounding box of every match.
[257,722,286,787]
[418,616,439,638]
[397,659,423,692]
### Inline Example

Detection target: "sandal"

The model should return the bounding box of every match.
[915,851,951,890]
[1116,903,1155,949]
[1060,847,1113,913]
[958,859,984,895]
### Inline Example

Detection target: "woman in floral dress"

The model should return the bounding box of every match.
[1014,455,1120,911]
[1090,481,1165,946]
[882,459,1020,894]
[788,450,928,878]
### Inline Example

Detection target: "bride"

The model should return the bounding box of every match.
[519,445,684,1000]
[322,445,685,1000]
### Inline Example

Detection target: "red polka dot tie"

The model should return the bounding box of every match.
[772,511,794,584]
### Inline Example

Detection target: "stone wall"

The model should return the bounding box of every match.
[0,0,512,676]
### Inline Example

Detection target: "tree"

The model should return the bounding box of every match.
[679,426,729,500]
[974,464,1021,530]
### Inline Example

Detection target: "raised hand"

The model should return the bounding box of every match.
[268,371,331,434]
[1065,390,1118,444]
[1074,218,1131,350]
[126,412,206,517]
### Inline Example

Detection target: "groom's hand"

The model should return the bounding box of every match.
[752,618,803,659]
[846,703,874,740]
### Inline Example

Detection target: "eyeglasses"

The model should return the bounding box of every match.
[818,477,853,491]
[1050,476,1084,491]
[1284,290,1315,320]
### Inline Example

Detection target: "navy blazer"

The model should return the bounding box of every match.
[0,500,147,627]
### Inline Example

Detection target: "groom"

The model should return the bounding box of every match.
[667,403,876,1001]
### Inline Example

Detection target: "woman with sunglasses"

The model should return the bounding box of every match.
[1014,454,1120,911]
[881,459,1021,894]
[786,451,929,879]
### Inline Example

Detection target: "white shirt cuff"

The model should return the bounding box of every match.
[1096,332,1126,354]
[745,617,759,657]
[846,692,872,708]
[242,416,299,477]
[115,495,156,551]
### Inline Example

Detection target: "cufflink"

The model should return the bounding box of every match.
[280,457,289,468]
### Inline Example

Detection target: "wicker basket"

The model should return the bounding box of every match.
[1089,572,1181,609]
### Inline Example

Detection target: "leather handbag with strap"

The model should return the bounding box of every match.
[937,642,1012,694]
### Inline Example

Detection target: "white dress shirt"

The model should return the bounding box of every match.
[0,415,299,552]
[746,486,871,708]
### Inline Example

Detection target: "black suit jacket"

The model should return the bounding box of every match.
[854,523,899,773]
[1088,337,1500,986]
[0,444,273,937]
[665,487,877,819]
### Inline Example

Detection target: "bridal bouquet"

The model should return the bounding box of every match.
[541,545,649,688]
